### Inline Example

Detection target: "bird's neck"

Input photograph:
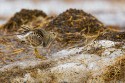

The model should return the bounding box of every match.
[43,33,55,47]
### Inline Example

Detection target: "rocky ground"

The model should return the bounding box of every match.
[0,0,125,83]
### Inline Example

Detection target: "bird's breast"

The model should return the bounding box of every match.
[17,31,33,41]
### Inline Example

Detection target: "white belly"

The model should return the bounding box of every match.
[17,32,32,41]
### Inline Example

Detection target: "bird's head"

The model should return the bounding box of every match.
[49,32,57,39]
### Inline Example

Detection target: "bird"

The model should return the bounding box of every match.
[16,25,57,60]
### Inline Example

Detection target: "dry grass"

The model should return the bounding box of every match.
[0,8,125,83]
[93,55,125,82]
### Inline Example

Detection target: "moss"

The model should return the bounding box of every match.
[2,9,47,33]
[45,8,105,47]
[97,31,125,42]
[86,47,105,56]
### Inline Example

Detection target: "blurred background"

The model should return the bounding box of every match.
[0,0,125,29]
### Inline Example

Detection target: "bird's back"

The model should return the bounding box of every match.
[25,29,45,47]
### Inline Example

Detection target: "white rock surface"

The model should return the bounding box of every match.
[1,40,125,82]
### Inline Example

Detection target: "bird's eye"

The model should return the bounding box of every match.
[51,32,56,35]
[50,32,57,38]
